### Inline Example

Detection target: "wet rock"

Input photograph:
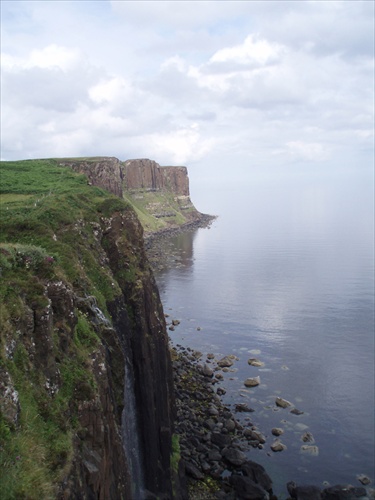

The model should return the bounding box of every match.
[248,358,265,367]
[208,404,219,416]
[230,474,269,500]
[287,481,322,499]
[221,447,247,466]
[300,445,319,456]
[241,460,273,493]
[290,408,304,415]
[172,319,180,326]
[217,356,234,368]
[357,474,371,486]
[211,432,232,449]
[245,430,266,444]
[271,440,286,452]
[235,403,255,413]
[225,419,236,432]
[217,387,226,396]
[184,461,204,480]
[207,449,222,462]
[322,484,368,499]
[201,364,214,378]
[271,428,284,436]
[275,397,293,408]
[207,353,215,359]
[301,431,315,443]
[244,376,260,387]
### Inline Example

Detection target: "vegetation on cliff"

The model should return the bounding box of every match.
[0,159,175,499]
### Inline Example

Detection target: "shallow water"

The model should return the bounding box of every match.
[154,166,374,496]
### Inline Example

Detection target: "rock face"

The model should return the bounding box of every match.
[123,159,189,196]
[0,184,177,498]
[59,156,206,233]
[59,156,124,198]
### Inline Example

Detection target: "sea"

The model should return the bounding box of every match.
[152,164,375,497]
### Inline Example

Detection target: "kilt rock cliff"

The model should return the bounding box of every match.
[0,157,208,499]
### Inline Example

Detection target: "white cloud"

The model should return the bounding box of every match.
[0,0,373,172]
[210,35,285,67]
[285,141,329,162]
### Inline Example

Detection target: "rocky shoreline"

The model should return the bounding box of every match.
[170,344,372,500]
[146,224,373,500]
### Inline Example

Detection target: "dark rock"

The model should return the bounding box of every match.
[184,461,205,480]
[230,474,269,500]
[322,484,368,499]
[221,447,247,466]
[291,408,304,415]
[235,403,255,413]
[202,364,214,378]
[241,460,273,493]
[211,432,232,449]
[287,481,322,499]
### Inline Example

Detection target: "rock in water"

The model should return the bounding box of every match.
[248,358,265,367]
[217,356,234,368]
[244,376,261,387]
[271,440,286,452]
[275,396,293,408]
[271,427,284,436]
[300,445,319,456]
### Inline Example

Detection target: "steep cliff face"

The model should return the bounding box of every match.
[58,157,124,198]
[57,156,203,234]
[123,159,189,197]
[0,159,177,499]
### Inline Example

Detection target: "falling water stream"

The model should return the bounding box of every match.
[122,358,145,500]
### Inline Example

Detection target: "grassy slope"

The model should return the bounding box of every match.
[0,159,131,498]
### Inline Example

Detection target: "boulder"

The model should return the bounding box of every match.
[271,440,286,452]
[217,356,234,368]
[322,484,368,499]
[271,428,284,436]
[241,460,273,493]
[301,431,315,443]
[287,481,322,499]
[230,474,269,500]
[184,461,204,480]
[235,403,254,413]
[300,445,319,456]
[248,358,265,367]
[211,432,232,449]
[244,376,260,387]
[275,397,293,408]
[201,364,214,378]
[221,447,247,466]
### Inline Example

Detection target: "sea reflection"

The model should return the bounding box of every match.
[153,168,374,493]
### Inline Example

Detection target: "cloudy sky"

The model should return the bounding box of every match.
[1,1,374,184]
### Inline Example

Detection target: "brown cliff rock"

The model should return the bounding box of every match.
[59,157,124,198]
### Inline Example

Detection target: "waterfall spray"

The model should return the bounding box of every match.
[122,358,145,499]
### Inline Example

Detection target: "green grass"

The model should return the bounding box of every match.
[0,158,136,498]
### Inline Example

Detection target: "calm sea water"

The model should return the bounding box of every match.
[154,166,374,496]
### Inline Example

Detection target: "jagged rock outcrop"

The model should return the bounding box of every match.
[59,157,124,198]
[122,159,189,196]
[57,157,203,233]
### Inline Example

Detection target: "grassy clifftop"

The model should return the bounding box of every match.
[0,159,134,498]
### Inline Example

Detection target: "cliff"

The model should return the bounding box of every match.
[58,157,204,234]
[0,159,179,499]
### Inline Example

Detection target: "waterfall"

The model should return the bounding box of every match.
[122,357,145,500]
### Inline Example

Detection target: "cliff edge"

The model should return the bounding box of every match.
[58,157,207,234]
[0,159,179,499]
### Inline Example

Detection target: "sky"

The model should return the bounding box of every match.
[1,0,374,188]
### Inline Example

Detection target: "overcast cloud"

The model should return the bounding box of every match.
[1,1,374,180]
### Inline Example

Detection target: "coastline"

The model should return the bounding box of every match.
[146,224,374,500]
